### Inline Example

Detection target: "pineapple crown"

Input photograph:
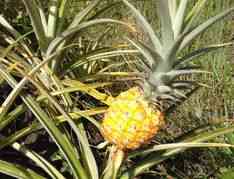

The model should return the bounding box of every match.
[123,0,234,104]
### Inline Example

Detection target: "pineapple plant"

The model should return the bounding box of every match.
[0,1,233,179]
[101,0,234,151]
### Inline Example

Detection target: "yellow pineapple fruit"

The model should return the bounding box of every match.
[101,87,164,150]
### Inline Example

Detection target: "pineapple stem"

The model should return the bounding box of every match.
[102,146,125,179]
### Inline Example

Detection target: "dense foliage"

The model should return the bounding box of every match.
[0,1,233,179]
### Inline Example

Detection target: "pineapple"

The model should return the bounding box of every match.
[101,87,164,150]
[101,0,234,150]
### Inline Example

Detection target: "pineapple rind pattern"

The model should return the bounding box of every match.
[101,87,164,150]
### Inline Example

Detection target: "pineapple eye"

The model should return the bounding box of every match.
[123,139,129,145]
[127,124,137,133]
[117,123,124,130]
[136,113,144,120]
[139,138,145,143]
[125,112,130,117]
